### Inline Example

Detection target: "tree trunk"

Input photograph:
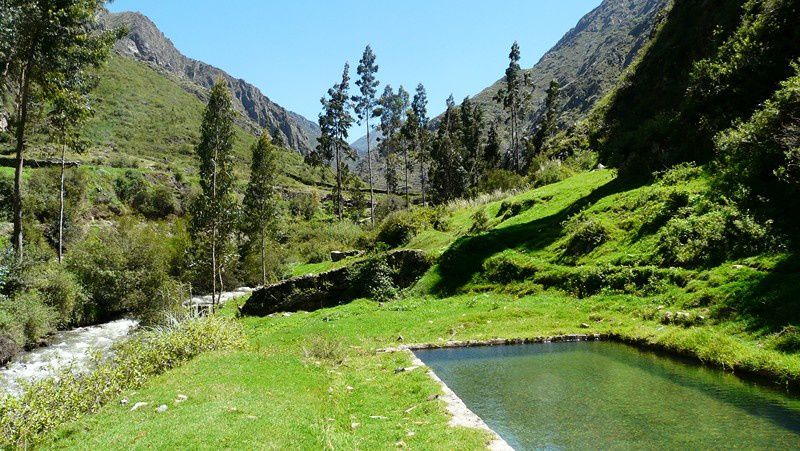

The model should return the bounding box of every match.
[58,140,66,263]
[366,116,375,226]
[418,133,426,207]
[211,157,218,311]
[335,141,342,221]
[260,227,266,287]
[404,145,410,209]
[12,67,30,260]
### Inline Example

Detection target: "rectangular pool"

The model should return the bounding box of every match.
[414,341,800,449]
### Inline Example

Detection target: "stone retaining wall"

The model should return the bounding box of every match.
[239,249,430,317]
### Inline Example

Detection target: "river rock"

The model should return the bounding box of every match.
[0,335,21,366]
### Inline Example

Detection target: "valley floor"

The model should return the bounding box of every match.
[39,169,800,449]
[42,292,800,450]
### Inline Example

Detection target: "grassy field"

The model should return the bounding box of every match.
[36,167,800,449]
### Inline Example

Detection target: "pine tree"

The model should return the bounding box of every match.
[532,79,562,157]
[430,95,467,203]
[329,63,355,220]
[2,0,119,259]
[493,41,531,174]
[242,130,278,286]
[484,121,502,170]
[190,80,237,309]
[353,45,380,225]
[412,84,430,205]
[458,96,485,191]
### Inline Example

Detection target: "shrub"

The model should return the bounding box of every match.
[530,157,572,187]
[147,183,181,219]
[0,176,12,221]
[469,209,490,233]
[715,65,800,235]
[0,316,245,448]
[657,200,772,267]
[563,215,609,256]
[476,169,527,194]
[288,192,320,220]
[0,291,57,348]
[376,210,422,247]
[67,219,186,324]
[497,199,535,220]
[767,326,800,353]
[345,253,399,303]
[28,262,88,327]
[302,335,346,365]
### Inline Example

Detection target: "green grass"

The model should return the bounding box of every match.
[38,167,800,449]
[12,55,331,192]
[43,290,800,449]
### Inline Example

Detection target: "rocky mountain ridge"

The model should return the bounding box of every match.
[352,0,669,153]
[469,0,669,130]
[99,10,320,154]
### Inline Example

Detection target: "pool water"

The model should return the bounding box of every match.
[414,341,800,450]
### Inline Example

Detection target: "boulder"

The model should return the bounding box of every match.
[0,334,21,366]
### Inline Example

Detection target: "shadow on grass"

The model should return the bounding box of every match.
[726,253,800,333]
[432,176,640,295]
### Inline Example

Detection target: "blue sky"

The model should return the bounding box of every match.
[107,0,601,138]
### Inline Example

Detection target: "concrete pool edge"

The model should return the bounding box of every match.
[407,349,514,451]
[379,332,800,391]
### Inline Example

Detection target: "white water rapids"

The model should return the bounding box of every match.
[0,287,253,395]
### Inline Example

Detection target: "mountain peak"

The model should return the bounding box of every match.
[98,10,320,154]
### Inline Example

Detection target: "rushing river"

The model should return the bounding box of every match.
[0,287,253,395]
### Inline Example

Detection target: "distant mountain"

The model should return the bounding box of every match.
[350,130,383,157]
[470,0,669,130]
[351,0,669,150]
[98,10,320,155]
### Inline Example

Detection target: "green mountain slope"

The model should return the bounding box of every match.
[22,54,328,190]
[594,0,800,173]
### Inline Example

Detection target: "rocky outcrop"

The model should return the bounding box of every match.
[239,250,430,316]
[98,10,320,155]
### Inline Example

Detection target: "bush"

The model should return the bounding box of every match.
[0,291,57,348]
[147,184,181,219]
[288,192,320,220]
[376,210,422,247]
[0,316,246,448]
[497,199,535,220]
[476,169,527,194]
[530,157,572,187]
[563,215,609,256]
[347,254,399,303]
[0,176,12,222]
[767,326,800,353]
[469,209,490,233]
[657,199,772,267]
[67,219,186,324]
[286,220,366,264]
[28,262,88,327]
[715,65,800,235]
